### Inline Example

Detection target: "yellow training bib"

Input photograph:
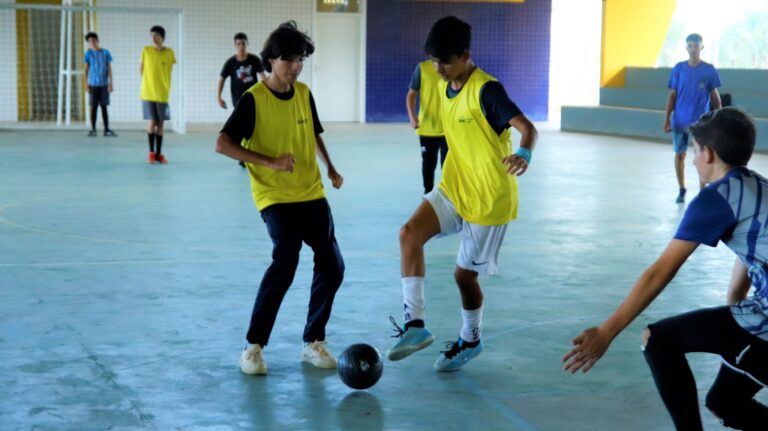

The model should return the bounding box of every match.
[417,60,443,137]
[437,67,518,225]
[140,46,176,103]
[242,81,325,211]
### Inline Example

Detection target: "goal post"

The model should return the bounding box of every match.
[0,2,185,133]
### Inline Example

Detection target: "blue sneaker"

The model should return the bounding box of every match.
[385,316,435,361]
[434,338,483,372]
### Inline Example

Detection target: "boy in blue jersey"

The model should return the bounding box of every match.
[663,33,721,203]
[83,32,117,137]
[565,108,768,430]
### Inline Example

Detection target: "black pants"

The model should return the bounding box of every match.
[246,198,344,346]
[420,136,448,194]
[644,306,768,430]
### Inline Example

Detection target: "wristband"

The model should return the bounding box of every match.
[515,147,532,164]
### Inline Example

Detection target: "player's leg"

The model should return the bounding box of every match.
[386,193,450,361]
[143,101,157,163]
[301,199,344,368]
[88,87,98,136]
[643,306,768,429]
[434,223,506,371]
[241,203,303,375]
[420,136,439,194]
[673,130,688,203]
[101,87,116,136]
[155,103,170,164]
[438,136,448,167]
[705,364,768,429]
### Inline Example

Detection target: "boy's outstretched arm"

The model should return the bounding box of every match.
[562,239,698,373]
[314,134,343,189]
[727,258,751,305]
[502,114,537,176]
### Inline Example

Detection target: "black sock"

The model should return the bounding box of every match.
[460,338,480,348]
[90,106,97,130]
[148,133,156,153]
[101,106,109,131]
[156,134,163,155]
[404,319,425,330]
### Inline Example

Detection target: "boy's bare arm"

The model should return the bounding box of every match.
[215,132,294,172]
[315,134,343,189]
[501,115,538,176]
[563,239,698,373]
[139,62,143,76]
[107,63,113,92]
[406,89,419,129]
[216,77,226,109]
[727,258,751,305]
[710,88,722,110]
[83,63,90,92]
[664,90,676,132]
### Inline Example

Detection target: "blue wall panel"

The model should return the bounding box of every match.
[366,0,552,122]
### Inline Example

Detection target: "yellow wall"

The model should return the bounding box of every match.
[601,0,676,87]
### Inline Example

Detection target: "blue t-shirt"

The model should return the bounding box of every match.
[84,49,113,87]
[668,61,721,130]
[674,167,768,339]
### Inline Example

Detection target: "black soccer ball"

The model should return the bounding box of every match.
[337,343,383,390]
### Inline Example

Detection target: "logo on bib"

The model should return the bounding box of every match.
[458,117,473,124]
[297,117,310,125]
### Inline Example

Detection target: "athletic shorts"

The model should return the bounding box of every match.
[424,188,508,275]
[88,86,109,106]
[142,100,171,121]
[672,129,689,154]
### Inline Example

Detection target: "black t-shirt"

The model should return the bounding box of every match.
[220,85,324,143]
[220,54,264,105]
[446,80,523,135]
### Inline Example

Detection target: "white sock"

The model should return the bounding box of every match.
[402,276,425,323]
[460,307,483,342]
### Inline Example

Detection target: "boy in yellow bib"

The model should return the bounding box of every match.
[215,22,345,375]
[387,16,538,372]
[140,25,176,164]
[406,59,448,194]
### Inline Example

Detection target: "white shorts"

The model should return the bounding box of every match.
[424,188,508,275]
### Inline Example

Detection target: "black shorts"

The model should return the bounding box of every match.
[88,86,110,106]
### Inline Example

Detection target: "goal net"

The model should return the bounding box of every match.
[0,2,185,133]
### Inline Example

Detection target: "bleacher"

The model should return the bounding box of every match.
[561,67,768,150]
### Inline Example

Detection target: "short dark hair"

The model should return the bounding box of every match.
[260,21,314,73]
[424,16,471,63]
[234,32,248,42]
[85,32,98,42]
[686,33,703,43]
[150,25,166,40]
[689,108,756,166]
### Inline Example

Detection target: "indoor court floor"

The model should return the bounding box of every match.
[2,123,766,430]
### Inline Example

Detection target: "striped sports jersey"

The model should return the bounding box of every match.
[675,167,768,339]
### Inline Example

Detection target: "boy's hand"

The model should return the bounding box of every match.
[410,118,419,129]
[328,169,343,189]
[86,85,91,93]
[108,83,113,93]
[562,326,613,373]
[217,98,227,109]
[271,154,295,172]
[502,154,529,176]
[663,120,672,133]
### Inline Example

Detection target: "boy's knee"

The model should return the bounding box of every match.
[453,267,477,288]
[399,223,416,247]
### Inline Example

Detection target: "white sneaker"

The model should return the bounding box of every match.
[301,340,337,369]
[240,344,267,375]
